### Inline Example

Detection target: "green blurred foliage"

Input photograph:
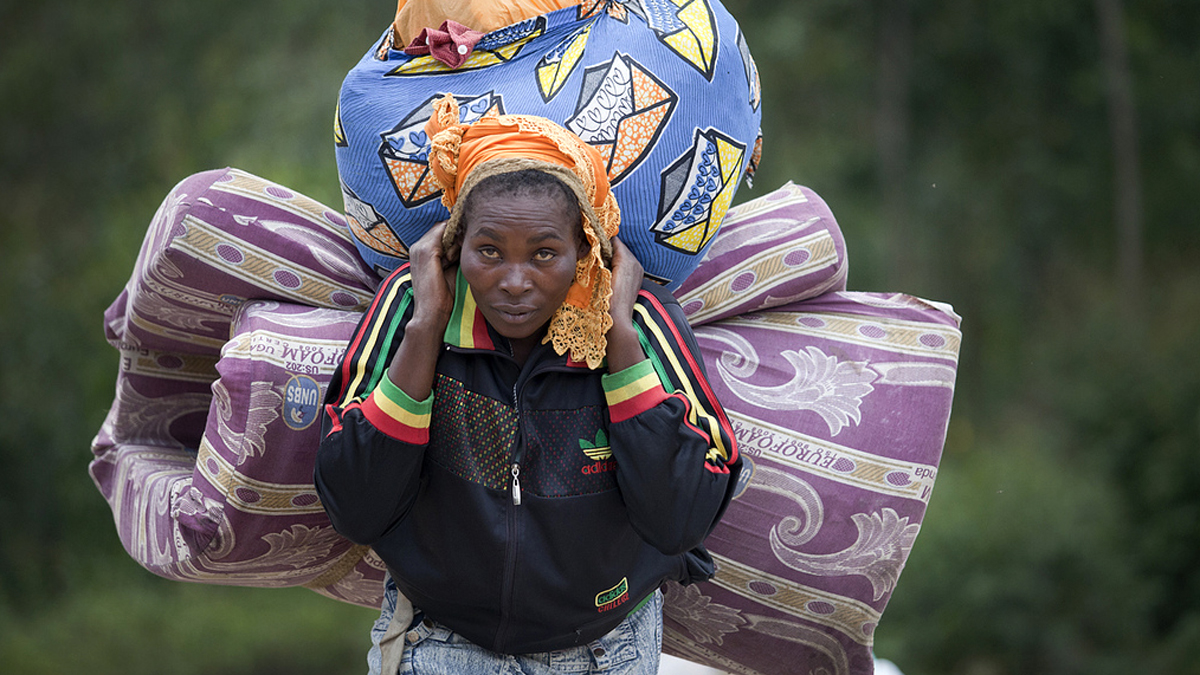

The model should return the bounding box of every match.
[876,437,1150,675]
[0,0,390,668]
[0,574,377,674]
[2,0,1199,673]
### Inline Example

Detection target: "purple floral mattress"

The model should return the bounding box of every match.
[91,167,960,674]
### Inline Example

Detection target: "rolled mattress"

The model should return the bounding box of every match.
[91,169,961,674]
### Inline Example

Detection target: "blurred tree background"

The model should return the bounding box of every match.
[1,0,1197,673]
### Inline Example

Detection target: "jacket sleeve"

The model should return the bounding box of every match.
[604,283,741,556]
[314,264,430,546]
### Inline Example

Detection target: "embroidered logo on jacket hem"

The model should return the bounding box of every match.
[595,577,629,612]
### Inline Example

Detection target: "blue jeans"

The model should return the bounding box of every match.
[368,574,663,675]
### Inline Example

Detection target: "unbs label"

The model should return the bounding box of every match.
[283,374,321,430]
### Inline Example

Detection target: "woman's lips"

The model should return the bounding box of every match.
[493,305,536,322]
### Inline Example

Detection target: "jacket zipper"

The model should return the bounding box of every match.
[507,358,575,506]
[461,344,577,650]
[510,463,521,505]
[495,379,523,649]
[510,381,523,506]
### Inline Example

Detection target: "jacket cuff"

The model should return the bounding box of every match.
[603,359,670,423]
[361,373,433,444]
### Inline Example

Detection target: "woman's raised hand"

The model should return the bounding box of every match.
[407,221,458,336]
[386,223,458,401]
[607,236,644,327]
[604,236,647,372]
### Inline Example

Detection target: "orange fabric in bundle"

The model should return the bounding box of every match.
[392,0,578,44]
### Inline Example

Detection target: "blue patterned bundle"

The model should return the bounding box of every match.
[335,0,762,289]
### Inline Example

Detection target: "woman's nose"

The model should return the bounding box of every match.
[498,264,532,294]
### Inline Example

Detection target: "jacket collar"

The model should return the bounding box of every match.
[443,268,497,352]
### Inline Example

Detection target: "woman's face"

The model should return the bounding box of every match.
[458,191,585,351]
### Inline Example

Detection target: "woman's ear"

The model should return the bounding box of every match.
[576,217,591,260]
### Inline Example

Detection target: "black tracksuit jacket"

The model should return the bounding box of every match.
[315,265,740,654]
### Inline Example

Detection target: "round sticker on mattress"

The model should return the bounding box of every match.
[283,374,321,430]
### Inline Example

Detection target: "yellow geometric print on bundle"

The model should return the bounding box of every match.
[662,0,717,77]
[661,134,743,254]
[536,24,592,100]
[334,102,347,147]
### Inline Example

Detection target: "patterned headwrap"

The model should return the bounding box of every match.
[424,94,621,369]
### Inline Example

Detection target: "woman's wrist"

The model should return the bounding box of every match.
[605,322,644,372]
[386,321,445,401]
[403,314,449,344]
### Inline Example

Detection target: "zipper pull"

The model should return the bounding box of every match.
[511,463,522,506]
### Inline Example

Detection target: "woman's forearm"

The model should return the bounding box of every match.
[386,319,444,401]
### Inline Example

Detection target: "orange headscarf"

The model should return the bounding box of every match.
[424,94,621,369]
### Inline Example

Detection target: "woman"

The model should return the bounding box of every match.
[315,95,740,674]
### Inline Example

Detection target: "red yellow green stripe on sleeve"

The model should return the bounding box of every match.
[335,265,413,408]
[603,359,670,423]
[631,290,737,469]
[360,372,433,444]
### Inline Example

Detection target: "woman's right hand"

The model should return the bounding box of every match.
[386,222,458,402]
[407,221,458,336]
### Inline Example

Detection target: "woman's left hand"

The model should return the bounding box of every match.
[605,236,646,371]
[607,236,644,327]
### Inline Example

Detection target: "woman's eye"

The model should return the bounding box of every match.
[533,249,556,262]
[478,247,500,259]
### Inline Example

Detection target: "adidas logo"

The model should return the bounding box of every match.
[579,429,616,475]
[579,429,612,461]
